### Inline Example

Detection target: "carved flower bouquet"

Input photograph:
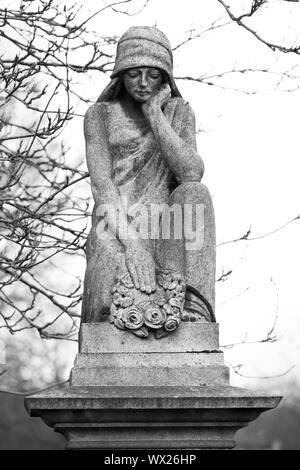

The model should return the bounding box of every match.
[110,270,186,338]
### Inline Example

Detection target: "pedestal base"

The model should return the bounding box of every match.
[25,384,281,449]
[24,323,282,449]
[71,323,229,387]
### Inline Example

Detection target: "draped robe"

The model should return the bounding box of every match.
[82,97,215,323]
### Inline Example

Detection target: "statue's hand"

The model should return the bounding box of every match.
[125,242,156,294]
[142,83,171,118]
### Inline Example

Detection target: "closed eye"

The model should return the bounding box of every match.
[149,70,161,79]
[126,71,139,78]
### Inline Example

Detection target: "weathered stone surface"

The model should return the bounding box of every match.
[81,26,216,329]
[73,322,228,386]
[24,321,280,450]
[74,351,225,368]
[71,365,229,387]
[25,384,282,409]
[79,322,219,353]
[25,384,282,449]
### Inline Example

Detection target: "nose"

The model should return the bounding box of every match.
[139,71,148,88]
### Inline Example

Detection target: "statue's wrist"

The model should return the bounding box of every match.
[148,104,161,117]
[143,102,160,120]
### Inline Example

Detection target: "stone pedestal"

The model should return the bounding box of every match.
[25,323,281,449]
[71,323,228,387]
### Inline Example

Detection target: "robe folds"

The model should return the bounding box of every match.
[81,97,215,323]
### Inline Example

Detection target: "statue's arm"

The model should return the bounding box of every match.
[85,103,135,242]
[84,103,156,294]
[142,86,204,184]
[84,103,121,221]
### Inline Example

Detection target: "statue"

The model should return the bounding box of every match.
[81,26,216,338]
[25,27,281,451]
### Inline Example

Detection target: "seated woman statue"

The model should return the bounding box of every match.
[81,26,216,338]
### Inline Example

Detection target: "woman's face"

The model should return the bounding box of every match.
[123,67,163,103]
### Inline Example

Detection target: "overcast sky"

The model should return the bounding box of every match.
[2,0,300,394]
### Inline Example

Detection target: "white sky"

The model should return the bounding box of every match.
[2,0,300,394]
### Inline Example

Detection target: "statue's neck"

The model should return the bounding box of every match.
[120,93,145,120]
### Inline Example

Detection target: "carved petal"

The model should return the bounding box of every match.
[120,295,134,308]
[169,297,182,309]
[131,327,149,338]
[110,303,119,316]
[118,285,129,296]
[112,293,122,305]
[114,318,126,330]
[163,303,173,315]
[167,281,177,290]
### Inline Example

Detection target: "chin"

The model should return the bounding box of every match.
[134,96,150,104]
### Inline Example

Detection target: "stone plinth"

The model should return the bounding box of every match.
[71,323,229,387]
[25,384,281,449]
[79,323,220,353]
[25,322,282,449]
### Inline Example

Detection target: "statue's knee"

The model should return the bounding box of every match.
[169,182,212,205]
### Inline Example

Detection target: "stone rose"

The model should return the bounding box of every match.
[122,306,144,330]
[144,304,167,330]
[113,290,134,308]
[164,315,180,332]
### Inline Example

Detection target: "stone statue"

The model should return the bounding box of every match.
[26,27,281,451]
[81,26,216,338]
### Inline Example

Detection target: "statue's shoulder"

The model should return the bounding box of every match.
[84,101,109,123]
[84,102,113,140]
[170,97,194,114]
[171,96,188,105]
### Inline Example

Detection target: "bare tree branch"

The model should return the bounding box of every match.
[217,215,299,248]
[218,0,300,55]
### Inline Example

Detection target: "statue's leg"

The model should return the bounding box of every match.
[156,181,216,321]
[81,230,123,323]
